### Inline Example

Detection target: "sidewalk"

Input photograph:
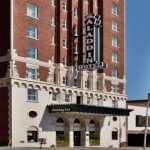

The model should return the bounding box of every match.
[0,147,150,150]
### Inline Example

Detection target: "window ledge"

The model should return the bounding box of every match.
[26,14,39,20]
[26,36,39,40]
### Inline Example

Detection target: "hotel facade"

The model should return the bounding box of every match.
[0,0,131,147]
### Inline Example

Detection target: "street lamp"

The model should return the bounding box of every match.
[143,93,150,149]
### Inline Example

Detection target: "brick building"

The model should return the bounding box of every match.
[0,0,130,147]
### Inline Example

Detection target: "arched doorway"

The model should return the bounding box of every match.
[89,119,100,146]
[56,117,68,147]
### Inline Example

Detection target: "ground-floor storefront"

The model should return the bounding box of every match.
[128,131,150,146]
[46,104,131,148]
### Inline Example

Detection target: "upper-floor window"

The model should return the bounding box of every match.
[112,84,117,93]
[51,35,55,45]
[62,57,67,65]
[65,94,70,102]
[112,4,118,16]
[27,68,37,80]
[94,0,98,7]
[51,0,56,7]
[73,25,78,36]
[112,68,118,77]
[27,46,37,59]
[27,89,38,101]
[62,39,67,48]
[62,2,67,11]
[27,25,37,39]
[85,0,89,4]
[27,4,37,18]
[74,7,78,17]
[63,76,66,85]
[112,36,118,47]
[112,100,118,108]
[50,16,55,26]
[62,20,67,30]
[52,92,59,101]
[74,78,77,87]
[74,43,78,54]
[112,52,118,63]
[136,115,145,127]
[112,20,118,31]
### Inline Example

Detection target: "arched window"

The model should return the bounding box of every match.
[90,120,95,124]
[56,118,64,123]
[74,119,80,124]
[112,128,118,140]
[27,126,38,142]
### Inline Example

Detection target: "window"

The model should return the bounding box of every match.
[27,4,37,18]
[63,76,66,85]
[112,52,118,62]
[51,55,55,63]
[73,25,78,36]
[112,4,118,16]
[74,8,78,17]
[85,0,89,4]
[74,119,80,124]
[112,100,118,108]
[27,25,37,39]
[112,129,118,140]
[27,126,38,142]
[74,43,78,54]
[51,35,55,45]
[112,68,117,77]
[57,118,64,123]
[27,46,37,59]
[62,57,67,65]
[112,20,118,31]
[74,78,77,87]
[62,20,67,30]
[62,39,67,48]
[94,0,98,7]
[112,84,117,93]
[51,0,55,7]
[62,2,67,11]
[52,92,59,101]
[65,94,70,102]
[112,36,118,47]
[27,68,37,80]
[28,89,38,101]
[50,17,55,26]
[136,115,146,127]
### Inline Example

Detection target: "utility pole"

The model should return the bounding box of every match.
[143,93,150,149]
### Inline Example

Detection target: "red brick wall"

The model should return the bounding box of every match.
[13,0,125,94]
[15,61,26,78]
[0,87,9,145]
[39,66,49,82]
[0,1,10,57]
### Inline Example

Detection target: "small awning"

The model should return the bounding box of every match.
[47,104,132,116]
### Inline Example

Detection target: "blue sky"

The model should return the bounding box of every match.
[126,0,150,99]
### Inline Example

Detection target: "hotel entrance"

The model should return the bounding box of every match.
[74,131,81,146]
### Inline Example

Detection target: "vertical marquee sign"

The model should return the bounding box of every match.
[85,13,100,64]
[76,13,107,70]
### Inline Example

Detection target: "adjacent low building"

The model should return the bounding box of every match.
[127,100,150,146]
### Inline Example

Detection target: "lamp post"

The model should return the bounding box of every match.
[143,93,150,149]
